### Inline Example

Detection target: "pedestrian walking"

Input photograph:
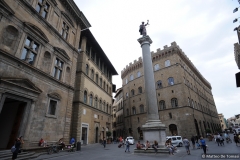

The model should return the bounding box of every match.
[219,134,224,146]
[12,137,21,160]
[234,134,239,146]
[125,139,130,152]
[183,137,191,155]
[122,137,125,147]
[191,135,195,149]
[200,137,207,155]
[103,137,106,148]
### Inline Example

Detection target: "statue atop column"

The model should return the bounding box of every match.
[139,20,149,36]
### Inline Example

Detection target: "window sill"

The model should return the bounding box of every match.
[45,114,57,119]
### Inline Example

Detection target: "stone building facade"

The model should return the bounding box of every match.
[0,0,90,149]
[72,29,117,144]
[121,42,221,139]
[218,113,227,131]
[112,88,124,140]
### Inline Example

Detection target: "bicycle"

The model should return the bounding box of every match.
[48,144,60,154]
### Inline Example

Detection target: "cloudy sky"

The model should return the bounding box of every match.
[75,0,239,119]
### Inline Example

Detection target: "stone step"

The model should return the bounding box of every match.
[0,151,29,158]
[134,148,169,154]
[0,152,38,160]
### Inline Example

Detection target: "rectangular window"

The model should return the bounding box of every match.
[169,113,172,119]
[61,22,69,40]
[48,100,57,115]
[35,0,50,19]
[21,37,39,65]
[53,58,64,80]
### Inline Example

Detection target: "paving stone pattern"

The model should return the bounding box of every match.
[34,135,240,160]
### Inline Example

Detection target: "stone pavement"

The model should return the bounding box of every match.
[34,134,240,160]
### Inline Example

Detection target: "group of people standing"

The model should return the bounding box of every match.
[184,135,207,155]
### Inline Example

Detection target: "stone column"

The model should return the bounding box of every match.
[137,36,167,147]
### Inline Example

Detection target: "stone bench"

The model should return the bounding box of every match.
[134,148,169,154]
[22,141,59,153]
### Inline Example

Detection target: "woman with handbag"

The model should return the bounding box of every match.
[12,137,21,160]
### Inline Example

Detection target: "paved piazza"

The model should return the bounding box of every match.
[34,135,240,160]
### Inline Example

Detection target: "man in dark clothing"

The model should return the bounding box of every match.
[191,135,195,149]
[195,135,199,143]
[103,137,106,148]
[12,138,21,160]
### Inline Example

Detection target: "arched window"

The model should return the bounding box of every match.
[156,80,162,88]
[126,109,129,116]
[131,89,135,96]
[86,64,89,75]
[126,78,128,84]
[159,100,166,110]
[103,81,105,90]
[99,100,102,110]
[139,105,144,113]
[132,107,136,115]
[171,98,178,108]
[192,100,194,108]
[95,97,98,108]
[84,91,87,103]
[96,74,98,84]
[130,74,134,81]
[91,69,94,80]
[106,85,108,92]
[126,92,128,98]
[103,102,105,111]
[154,64,160,71]
[138,87,142,94]
[168,77,174,85]
[89,94,93,106]
[165,60,171,67]
[100,78,102,87]
[109,105,111,114]
[137,71,141,77]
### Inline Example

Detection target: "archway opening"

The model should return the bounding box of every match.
[169,124,178,136]
[194,119,200,136]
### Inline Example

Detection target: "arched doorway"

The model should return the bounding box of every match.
[169,124,178,135]
[113,131,116,140]
[95,127,99,143]
[194,119,200,136]
[199,121,204,137]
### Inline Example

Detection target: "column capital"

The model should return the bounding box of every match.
[137,36,153,45]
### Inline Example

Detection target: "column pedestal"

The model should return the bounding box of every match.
[142,122,167,147]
